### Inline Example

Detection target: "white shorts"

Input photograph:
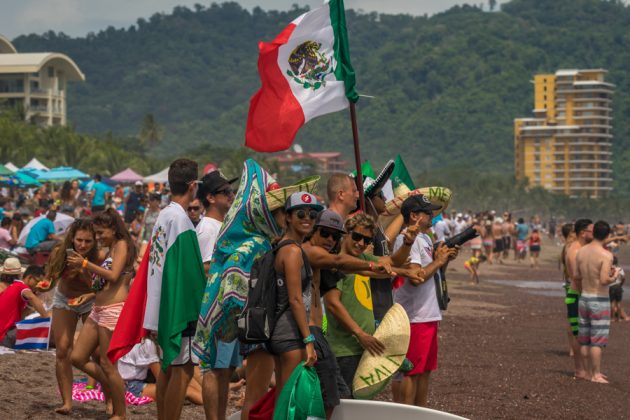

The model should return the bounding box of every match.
[159,336,199,366]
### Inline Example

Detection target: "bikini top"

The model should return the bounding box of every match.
[91,256,134,292]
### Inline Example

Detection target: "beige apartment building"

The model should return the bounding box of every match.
[0,33,84,126]
[514,69,613,198]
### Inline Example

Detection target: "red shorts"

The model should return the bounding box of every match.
[405,321,438,376]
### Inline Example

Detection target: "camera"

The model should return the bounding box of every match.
[443,225,479,248]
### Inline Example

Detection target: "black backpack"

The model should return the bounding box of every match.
[237,240,310,344]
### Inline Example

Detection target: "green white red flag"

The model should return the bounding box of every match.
[246,0,358,152]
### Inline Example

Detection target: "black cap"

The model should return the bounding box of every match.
[198,171,238,197]
[400,195,442,218]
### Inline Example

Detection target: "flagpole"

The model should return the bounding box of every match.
[349,102,366,211]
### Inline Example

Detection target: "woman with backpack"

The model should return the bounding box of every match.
[269,192,323,399]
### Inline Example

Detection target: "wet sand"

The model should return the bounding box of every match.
[1,238,629,419]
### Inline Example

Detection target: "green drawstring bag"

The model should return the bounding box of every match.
[273,362,326,420]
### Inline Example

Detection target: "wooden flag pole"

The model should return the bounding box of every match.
[349,102,366,212]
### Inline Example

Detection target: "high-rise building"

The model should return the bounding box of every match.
[514,69,613,198]
[0,34,84,126]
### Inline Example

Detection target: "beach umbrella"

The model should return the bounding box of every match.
[144,167,169,184]
[36,166,89,183]
[110,168,144,183]
[11,171,41,187]
[0,164,14,176]
[23,158,49,171]
[18,212,75,246]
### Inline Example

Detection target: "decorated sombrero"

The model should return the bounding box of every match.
[352,160,395,198]
[384,185,452,216]
[352,303,410,399]
[265,176,320,211]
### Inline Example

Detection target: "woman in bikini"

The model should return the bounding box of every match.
[70,209,137,420]
[47,219,100,415]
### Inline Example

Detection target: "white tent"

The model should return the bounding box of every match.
[144,167,169,184]
[18,212,75,246]
[23,158,49,171]
[5,162,19,172]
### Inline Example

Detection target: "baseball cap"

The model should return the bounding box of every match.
[135,181,143,186]
[285,192,324,212]
[400,194,442,218]
[198,171,237,196]
[314,209,346,233]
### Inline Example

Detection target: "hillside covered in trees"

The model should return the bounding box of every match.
[11,0,630,192]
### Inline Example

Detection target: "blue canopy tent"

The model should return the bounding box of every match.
[12,171,41,187]
[37,166,90,183]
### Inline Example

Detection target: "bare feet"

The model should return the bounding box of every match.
[230,378,246,392]
[573,371,589,380]
[591,374,609,384]
[109,415,126,420]
[106,400,113,416]
[54,405,72,415]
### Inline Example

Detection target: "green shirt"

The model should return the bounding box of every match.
[327,253,379,357]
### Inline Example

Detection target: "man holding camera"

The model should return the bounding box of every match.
[392,195,458,408]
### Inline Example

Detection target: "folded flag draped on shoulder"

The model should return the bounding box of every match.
[108,203,206,371]
[14,317,51,350]
[246,0,358,152]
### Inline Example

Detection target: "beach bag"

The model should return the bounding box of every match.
[238,240,308,344]
[273,362,325,420]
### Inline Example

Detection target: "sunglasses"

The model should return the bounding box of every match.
[351,231,374,245]
[188,206,201,212]
[295,209,318,220]
[216,188,234,196]
[319,228,342,242]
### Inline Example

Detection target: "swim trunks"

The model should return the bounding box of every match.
[565,288,579,336]
[493,239,504,253]
[405,321,438,376]
[577,294,610,347]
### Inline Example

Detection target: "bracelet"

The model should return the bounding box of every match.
[303,334,316,344]
[82,259,88,269]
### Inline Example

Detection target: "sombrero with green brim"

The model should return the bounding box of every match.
[384,185,452,217]
[352,303,410,399]
[352,160,395,199]
[265,176,321,211]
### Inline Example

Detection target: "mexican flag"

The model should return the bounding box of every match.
[383,155,416,201]
[246,0,358,152]
[108,203,206,370]
[351,161,376,179]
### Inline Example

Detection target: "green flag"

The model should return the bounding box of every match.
[351,161,376,179]
[391,155,415,195]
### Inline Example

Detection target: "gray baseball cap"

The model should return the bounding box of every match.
[285,192,324,212]
[314,209,346,233]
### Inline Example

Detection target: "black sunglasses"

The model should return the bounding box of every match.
[296,209,318,220]
[216,188,234,196]
[351,231,374,245]
[319,228,342,242]
[188,206,201,212]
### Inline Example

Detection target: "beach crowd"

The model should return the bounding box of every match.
[0,158,627,420]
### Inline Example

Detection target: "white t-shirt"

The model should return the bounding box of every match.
[195,216,222,263]
[433,220,450,242]
[118,339,160,381]
[453,220,467,236]
[393,233,442,323]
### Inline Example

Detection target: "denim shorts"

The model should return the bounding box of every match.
[51,288,94,315]
[125,380,146,397]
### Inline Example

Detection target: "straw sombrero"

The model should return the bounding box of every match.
[352,303,410,399]
[265,176,320,211]
[384,185,452,217]
[0,257,26,275]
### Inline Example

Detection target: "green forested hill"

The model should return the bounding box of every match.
[11,0,630,191]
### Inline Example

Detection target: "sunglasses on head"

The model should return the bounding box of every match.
[188,206,201,212]
[319,228,342,242]
[295,209,318,220]
[351,231,374,245]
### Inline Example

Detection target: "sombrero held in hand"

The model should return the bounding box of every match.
[384,184,452,216]
[352,303,410,399]
[265,176,320,211]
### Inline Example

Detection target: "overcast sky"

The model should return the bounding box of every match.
[0,0,510,39]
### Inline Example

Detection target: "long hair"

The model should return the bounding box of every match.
[60,181,72,201]
[93,208,137,268]
[46,218,99,284]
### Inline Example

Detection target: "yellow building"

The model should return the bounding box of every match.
[515,69,613,198]
[0,34,84,126]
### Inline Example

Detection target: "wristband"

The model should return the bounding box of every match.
[303,334,315,344]
[82,259,88,269]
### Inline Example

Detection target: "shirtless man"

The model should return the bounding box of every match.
[491,218,504,264]
[575,221,619,384]
[564,218,592,380]
[501,214,513,259]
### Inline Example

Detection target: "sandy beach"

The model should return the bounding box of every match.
[1,238,629,419]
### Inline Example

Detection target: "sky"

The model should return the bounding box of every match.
[0,0,509,39]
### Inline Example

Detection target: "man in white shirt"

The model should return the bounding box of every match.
[195,170,238,420]
[432,214,450,243]
[392,195,457,408]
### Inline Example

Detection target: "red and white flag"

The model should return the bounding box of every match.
[246,0,358,152]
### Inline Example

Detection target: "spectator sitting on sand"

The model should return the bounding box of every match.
[0,261,48,347]
[118,338,203,404]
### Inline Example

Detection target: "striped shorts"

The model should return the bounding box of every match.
[564,288,579,336]
[577,294,611,347]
